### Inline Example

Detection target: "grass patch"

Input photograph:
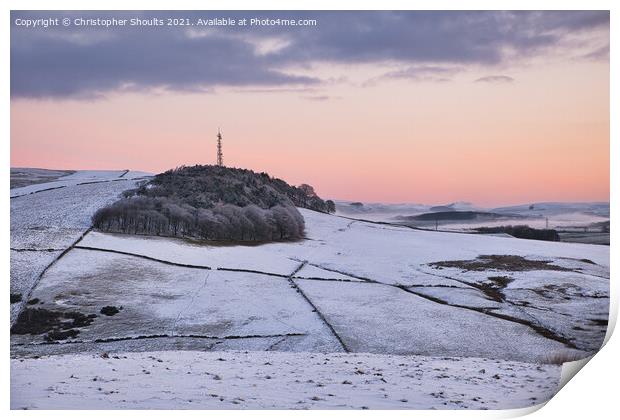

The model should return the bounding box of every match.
[487,276,514,288]
[430,255,572,272]
[10,307,97,341]
[100,306,121,316]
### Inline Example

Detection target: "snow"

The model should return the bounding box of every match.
[408,286,502,309]
[10,169,151,198]
[399,269,473,288]
[413,261,609,352]
[59,170,130,181]
[67,208,609,358]
[14,249,341,354]
[10,173,150,325]
[414,269,608,352]
[295,279,570,362]
[492,202,609,218]
[293,263,362,282]
[418,265,608,301]
[546,257,610,279]
[505,270,609,296]
[11,179,146,250]
[80,210,609,285]
[335,200,610,230]
[10,350,560,410]
[433,215,609,232]
[122,170,153,179]
[10,336,324,359]
[79,232,300,276]
[10,168,75,189]
[10,250,62,323]
[499,290,609,351]
[10,178,609,409]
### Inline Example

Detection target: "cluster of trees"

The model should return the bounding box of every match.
[93,198,304,241]
[92,165,333,242]
[475,225,560,242]
[122,165,335,214]
[269,180,335,213]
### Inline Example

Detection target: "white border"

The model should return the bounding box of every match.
[2,2,616,419]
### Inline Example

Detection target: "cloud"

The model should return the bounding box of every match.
[267,11,608,65]
[364,65,461,86]
[301,95,337,101]
[10,10,608,99]
[474,75,515,84]
[10,21,319,99]
[230,87,317,94]
[581,44,609,61]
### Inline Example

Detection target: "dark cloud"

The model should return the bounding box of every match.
[10,15,319,98]
[474,75,515,84]
[10,10,608,99]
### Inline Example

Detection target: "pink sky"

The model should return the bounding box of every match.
[10,22,609,207]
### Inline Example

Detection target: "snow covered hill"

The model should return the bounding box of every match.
[10,169,152,198]
[10,170,153,324]
[9,170,610,409]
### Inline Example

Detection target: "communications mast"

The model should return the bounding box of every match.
[216,128,223,166]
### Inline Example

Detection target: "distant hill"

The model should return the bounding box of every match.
[492,202,610,218]
[93,165,334,242]
[429,202,477,212]
[397,210,514,222]
[10,167,75,189]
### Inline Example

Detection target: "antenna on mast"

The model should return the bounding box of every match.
[216,128,223,166]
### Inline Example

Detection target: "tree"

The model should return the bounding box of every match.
[299,183,317,198]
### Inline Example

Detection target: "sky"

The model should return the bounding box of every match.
[10,11,610,206]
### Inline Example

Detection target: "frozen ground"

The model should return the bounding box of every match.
[11,351,560,410]
[11,249,341,355]
[13,210,608,358]
[296,279,570,361]
[10,168,75,189]
[10,170,151,324]
[10,169,150,198]
[10,250,61,322]
[10,174,609,409]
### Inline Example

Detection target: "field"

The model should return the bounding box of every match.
[10,170,610,409]
[335,201,611,245]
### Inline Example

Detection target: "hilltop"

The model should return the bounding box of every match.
[92,165,334,242]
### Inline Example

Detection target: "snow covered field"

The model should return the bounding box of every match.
[10,170,151,324]
[11,249,341,355]
[10,169,151,198]
[11,351,560,410]
[10,172,610,409]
